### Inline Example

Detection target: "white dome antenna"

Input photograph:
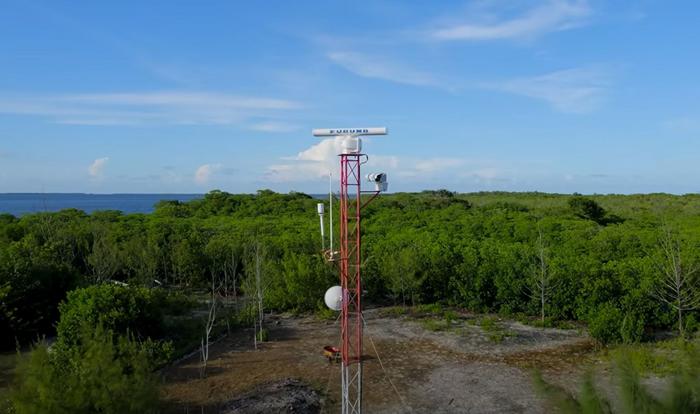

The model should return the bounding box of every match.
[324,286,342,311]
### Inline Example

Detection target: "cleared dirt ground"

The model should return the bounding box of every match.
[161,309,595,413]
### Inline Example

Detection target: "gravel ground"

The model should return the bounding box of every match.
[161,310,597,413]
[221,378,320,414]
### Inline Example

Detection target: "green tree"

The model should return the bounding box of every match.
[381,245,423,307]
[87,229,121,283]
[569,196,607,224]
[11,326,159,414]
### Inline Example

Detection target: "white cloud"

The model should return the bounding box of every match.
[431,0,591,41]
[267,138,343,182]
[295,137,345,163]
[59,92,299,110]
[194,163,221,185]
[328,51,443,88]
[267,137,401,183]
[473,168,502,181]
[481,67,610,113]
[264,138,508,188]
[0,91,302,126]
[88,157,109,177]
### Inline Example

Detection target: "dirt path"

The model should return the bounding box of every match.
[161,310,594,413]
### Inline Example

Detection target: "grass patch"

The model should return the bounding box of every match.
[479,316,498,331]
[486,331,511,343]
[607,336,699,376]
[512,313,578,330]
[421,319,449,332]
[380,306,409,317]
[315,307,338,321]
[478,316,514,343]
[256,328,269,342]
[553,320,577,330]
[0,351,16,414]
[443,310,459,324]
[416,305,462,332]
[415,303,444,315]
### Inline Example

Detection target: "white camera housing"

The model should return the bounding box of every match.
[367,172,388,192]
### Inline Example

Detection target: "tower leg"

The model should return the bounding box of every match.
[339,154,363,414]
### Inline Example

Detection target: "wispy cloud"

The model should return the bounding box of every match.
[430,0,591,41]
[88,157,109,178]
[481,67,610,113]
[328,51,444,89]
[0,91,302,126]
[194,163,221,185]
[249,121,300,133]
[414,158,465,173]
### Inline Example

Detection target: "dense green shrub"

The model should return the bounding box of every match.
[56,285,168,347]
[0,242,79,348]
[568,196,607,223]
[54,284,194,365]
[684,313,699,337]
[588,303,623,344]
[620,312,645,344]
[11,326,159,414]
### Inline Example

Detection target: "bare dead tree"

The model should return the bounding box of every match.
[241,241,269,350]
[223,248,240,300]
[200,270,220,378]
[526,228,559,324]
[253,242,264,349]
[653,226,700,337]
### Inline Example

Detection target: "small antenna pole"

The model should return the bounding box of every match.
[329,172,333,253]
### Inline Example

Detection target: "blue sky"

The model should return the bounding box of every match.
[0,0,698,194]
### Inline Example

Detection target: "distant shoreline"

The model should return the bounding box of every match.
[0,193,205,216]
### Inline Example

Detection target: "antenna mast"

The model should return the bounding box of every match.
[329,172,333,253]
[313,127,389,414]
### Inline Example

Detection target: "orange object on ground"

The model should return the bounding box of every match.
[323,346,341,363]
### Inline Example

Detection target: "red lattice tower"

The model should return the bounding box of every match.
[313,127,388,414]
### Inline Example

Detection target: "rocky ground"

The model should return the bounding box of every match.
[160,309,596,413]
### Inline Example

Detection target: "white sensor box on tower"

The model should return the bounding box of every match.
[342,137,362,154]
